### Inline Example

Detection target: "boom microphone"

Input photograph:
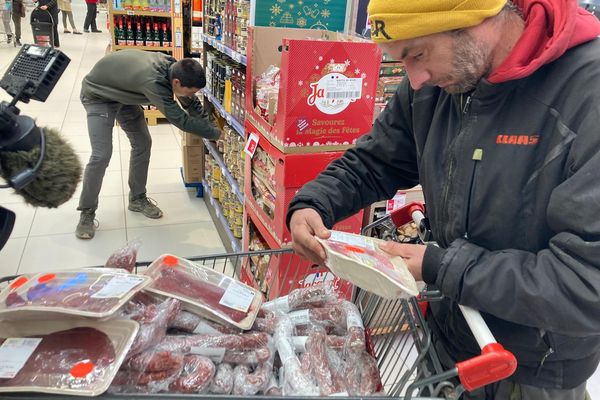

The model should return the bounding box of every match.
[0,125,82,208]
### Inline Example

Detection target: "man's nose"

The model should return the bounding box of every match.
[404,64,431,91]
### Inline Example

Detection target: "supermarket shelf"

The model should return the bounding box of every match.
[110,9,172,17]
[201,33,247,65]
[113,44,173,51]
[203,138,244,204]
[201,88,244,138]
[202,180,242,253]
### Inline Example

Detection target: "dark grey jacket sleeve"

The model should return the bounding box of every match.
[143,86,220,139]
[434,110,600,337]
[286,83,420,228]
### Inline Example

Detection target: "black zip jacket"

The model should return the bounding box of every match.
[287,40,600,389]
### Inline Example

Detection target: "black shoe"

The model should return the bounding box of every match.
[83,29,90,33]
[91,30,102,33]
[15,38,21,46]
[7,34,12,44]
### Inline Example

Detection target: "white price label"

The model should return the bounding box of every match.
[325,78,363,101]
[386,191,407,214]
[291,336,308,352]
[174,0,181,13]
[193,321,221,335]
[175,31,182,47]
[126,10,134,15]
[190,347,226,363]
[91,275,145,298]
[232,52,241,63]
[219,281,254,313]
[0,338,42,379]
[288,309,310,325]
[244,133,259,158]
[329,231,376,250]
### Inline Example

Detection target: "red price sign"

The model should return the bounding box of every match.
[244,133,259,158]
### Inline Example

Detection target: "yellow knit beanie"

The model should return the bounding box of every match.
[368,0,507,43]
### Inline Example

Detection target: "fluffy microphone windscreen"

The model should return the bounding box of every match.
[0,127,82,208]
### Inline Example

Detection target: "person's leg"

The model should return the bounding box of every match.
[485,380,589,400]
[83,2,93,31]
[12,11,21,43]
[90,2,99,31]
[52,14,59,46]
[2,11,12,40]
[61,10,68,30]
[67,10,77,30]
[76,99,119,238]
[116,105,162,218]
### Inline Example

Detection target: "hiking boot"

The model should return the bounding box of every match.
[75,211,97,239]
[128,196,163,219]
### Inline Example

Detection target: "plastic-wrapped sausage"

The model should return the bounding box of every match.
[262,283,338,313]
[340,300,366,353]
[126,351,185,372]
[125,298,181,357]
[169,311,239,334]
[209,363,234,394]
[168,355,216,394]
[343,351,382,395]
[306,326,337,395]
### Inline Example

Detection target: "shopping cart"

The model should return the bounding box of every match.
[0,243,516,399]
[30,7,53,47]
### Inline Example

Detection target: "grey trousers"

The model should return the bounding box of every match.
[11,11,20,40]
[61,10,76,30]
[78,97,152,212]
[1,11,11,36]
[465,380,589,400]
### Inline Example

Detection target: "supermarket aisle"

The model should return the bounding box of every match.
[0,2,224,277]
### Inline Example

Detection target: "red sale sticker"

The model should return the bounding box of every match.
[244,133,260,158]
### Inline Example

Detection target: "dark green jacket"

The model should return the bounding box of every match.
[81,50,220,139]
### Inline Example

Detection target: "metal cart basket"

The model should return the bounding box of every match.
[0,247,515,399]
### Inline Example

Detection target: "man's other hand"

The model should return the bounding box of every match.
[290,208,330,265]
[379,241,426,281]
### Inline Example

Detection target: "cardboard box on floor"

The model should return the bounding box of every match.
[181,130,204,147]
[245,26,382,153]
[182,144,204,183]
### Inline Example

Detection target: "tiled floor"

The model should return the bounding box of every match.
[0,2,224,277]
[1,4,599,398]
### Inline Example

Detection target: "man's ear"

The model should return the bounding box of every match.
[172,78,181,87]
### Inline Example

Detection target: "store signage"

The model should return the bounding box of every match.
[244,133,260,158]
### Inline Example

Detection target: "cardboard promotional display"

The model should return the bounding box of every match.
[246,26,382,153]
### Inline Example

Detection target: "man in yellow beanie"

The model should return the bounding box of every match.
[288,0,600,399]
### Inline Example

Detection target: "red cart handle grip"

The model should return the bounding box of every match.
[389,201,425,228]
[456,342,517,391]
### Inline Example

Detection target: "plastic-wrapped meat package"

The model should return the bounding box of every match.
[261,282,338,313]
[264,374,282,396]
[110,362,183,393]
[144,254,263,330]
[274,316,319,396]
[169,310,239,334]
[105,239,141,273]
[231,337,275,395]
[126,351,185,373]
[340,300,367,353]
[0,271,151,319]
[168,355,215,394]
[209,363,234,394]
[342,351,382,396]
[125,298,181,357]
[0,327,117,394]
[327,349,350,394]
[287,305,346,333]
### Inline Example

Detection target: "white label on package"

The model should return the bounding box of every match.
[329,231,376,250]
[193,321,222,335]
[190,347,226,363]
[325,77,363,101]
[346,310,364,329]
[291,336,308,353]
[244,133,259,158]
[386,192,407,214]
[288,309,310,325]
[91,275,146,298]
[0,338,42,379]
[219,281,254,312]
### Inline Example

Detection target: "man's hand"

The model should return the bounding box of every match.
[379,241,426,281]
[290,208,330,265]
[40,5,48,9]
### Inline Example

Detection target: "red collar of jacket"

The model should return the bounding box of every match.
[488,0,600,83]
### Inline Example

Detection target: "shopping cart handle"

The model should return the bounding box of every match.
[456,342,517,391]
[389,201,425,228]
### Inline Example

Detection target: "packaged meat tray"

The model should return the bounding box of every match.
[143,254,263,330]
[0,318,139,396]
[317,231,419,300]
[0,270,153,320]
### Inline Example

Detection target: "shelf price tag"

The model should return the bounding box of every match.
[174,0,181,13]
[126,10,134,15]
[244,132,259,158]
[232,52,241,63]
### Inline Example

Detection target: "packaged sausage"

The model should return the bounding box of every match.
[0,318,139,396]
[317,231,420,300]
[0,270,152,320]
[143,254,263,330]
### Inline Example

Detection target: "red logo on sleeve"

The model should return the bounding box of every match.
[496,134,540,145]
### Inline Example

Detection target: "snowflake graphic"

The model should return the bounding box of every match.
[271,4,282,15]
[355,68,361,75]
[344,59,351,66]
[321,9,330,18]
[298,80,304,86]
[297,17,307,27]
[269,21,277,26]
[330,58,335,63]
[289,3,294,9]
[361,72,367,79]
[315,65,320,70]
[324,0,330,3]
[318,56,323,61]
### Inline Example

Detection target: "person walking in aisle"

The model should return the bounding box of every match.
[288,0,600,398]
[83,0,100,33]
[35,0,59,47]
[1,0,12,44]
[11,0,24,45]
[58,0,80,34]
[76,50,221,240]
